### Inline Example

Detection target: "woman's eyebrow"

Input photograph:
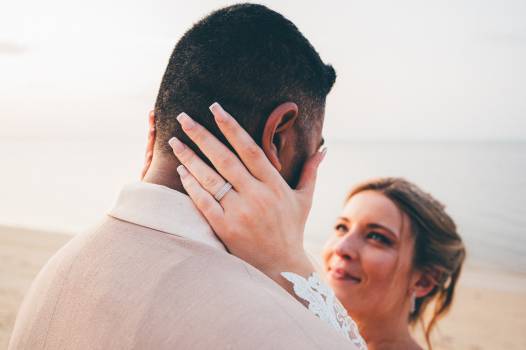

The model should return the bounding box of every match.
[367,223,399,238]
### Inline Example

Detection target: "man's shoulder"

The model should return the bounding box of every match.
[93,218,352,348]
[133,245,353,349]
[12,217,354,349]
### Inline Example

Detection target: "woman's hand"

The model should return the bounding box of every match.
[168,102,326,290]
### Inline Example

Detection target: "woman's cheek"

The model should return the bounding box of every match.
[360,247,398,283]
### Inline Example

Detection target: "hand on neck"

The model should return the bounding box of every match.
[142,153,186,194]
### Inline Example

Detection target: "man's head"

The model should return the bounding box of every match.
[151,3,336,187]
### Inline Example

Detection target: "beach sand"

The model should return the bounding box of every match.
[1,226,525,349]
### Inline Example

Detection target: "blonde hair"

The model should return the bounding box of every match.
[347,177,466,349]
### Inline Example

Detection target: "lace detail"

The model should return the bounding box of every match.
[281,272,368,350]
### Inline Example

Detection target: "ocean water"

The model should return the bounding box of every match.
[1,139,525,274]
[307,141,526,274]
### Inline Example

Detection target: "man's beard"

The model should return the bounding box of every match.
[289,135,311,189]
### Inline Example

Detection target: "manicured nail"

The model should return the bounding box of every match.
[176,112,196,129]
[168,137,185,153]
[177,165,188,177]
[209,102,228,122]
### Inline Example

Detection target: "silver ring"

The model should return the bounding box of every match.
[214,182,233,201]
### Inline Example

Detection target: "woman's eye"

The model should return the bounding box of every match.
[334,224,348,234]
[367,232,392,246]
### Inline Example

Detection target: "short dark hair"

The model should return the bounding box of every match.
[154,3,336,155]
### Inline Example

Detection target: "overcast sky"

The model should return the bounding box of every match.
[1,0,525,141]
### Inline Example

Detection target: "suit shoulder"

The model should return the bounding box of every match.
[155,253,354,349]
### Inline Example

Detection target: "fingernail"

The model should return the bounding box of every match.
[176,112,196,129]
[177,165,188,177]
[209,102,228,122]
[168,137,185,153]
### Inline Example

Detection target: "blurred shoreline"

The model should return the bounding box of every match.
[3,140,525,274]
[1,224,526,349]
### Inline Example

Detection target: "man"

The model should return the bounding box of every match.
[9,4,354,349]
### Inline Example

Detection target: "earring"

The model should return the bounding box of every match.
[410,291,416,314]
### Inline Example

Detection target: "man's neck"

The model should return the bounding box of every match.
[142,155,187,194]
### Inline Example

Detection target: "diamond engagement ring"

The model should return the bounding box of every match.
[214,182,233,201]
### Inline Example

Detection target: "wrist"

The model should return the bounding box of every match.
[263,250,315,284]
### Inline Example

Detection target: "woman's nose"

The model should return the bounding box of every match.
[333,234,359,261]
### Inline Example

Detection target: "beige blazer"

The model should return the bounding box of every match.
[9,182,355,349]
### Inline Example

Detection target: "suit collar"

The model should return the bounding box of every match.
[109,181,226,251]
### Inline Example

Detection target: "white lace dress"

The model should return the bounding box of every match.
[281,272,368,350]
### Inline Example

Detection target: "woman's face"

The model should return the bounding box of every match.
[322,190,417,320]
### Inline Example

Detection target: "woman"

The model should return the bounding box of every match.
[323,178,465,349]
[149,102,465,349]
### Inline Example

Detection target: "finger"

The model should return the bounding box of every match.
[169,136,237,205]
[176,112,256,190]
[177,165,225,227]
[209,102,281,183]
[295,147,327,200]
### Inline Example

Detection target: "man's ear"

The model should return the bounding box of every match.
[140,110,156,179]
[261,102,299,171]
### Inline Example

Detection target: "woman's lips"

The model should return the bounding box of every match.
[328,267,361,284]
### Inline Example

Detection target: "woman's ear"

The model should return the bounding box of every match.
[412,269,439,298]
[261,102,299,171]
[140,110,156,179]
